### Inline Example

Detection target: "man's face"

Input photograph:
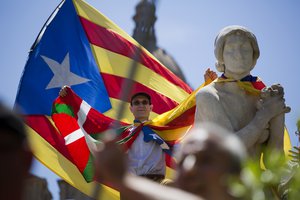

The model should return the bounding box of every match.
[130,95,152,121]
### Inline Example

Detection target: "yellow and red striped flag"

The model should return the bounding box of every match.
[15,0,193,199]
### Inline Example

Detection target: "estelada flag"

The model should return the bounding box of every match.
[14,0,192,199]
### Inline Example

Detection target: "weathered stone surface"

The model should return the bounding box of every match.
[22,174,52,200]
[132,0,187,82]
[195,25,290,165]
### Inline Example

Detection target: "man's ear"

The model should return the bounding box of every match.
[149,104,153,111]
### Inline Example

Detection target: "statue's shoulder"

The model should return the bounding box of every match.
[196,83,219,102]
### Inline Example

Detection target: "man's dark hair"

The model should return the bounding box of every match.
[130,92,152,105]
[0,103,26,143]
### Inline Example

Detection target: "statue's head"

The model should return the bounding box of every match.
[132,0,157,48]
[214,25,260,73]
[133,0,156,31]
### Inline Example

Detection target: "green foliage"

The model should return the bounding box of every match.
[284,146,300,200]
[287,162,300,199]
[228,119,300,200]
[296,118,300,143]
[228,149,300,200]
[289,147,300,164]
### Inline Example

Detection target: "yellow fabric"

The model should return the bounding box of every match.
[284,127,292,156]
[92,45,189,103]
[27,1,181,199]
[27,124,120,199]
[142,84,205,142]
[150,83,204,127]
[73,0,172,81]
[28,121,175,199]
[74,0,292,155]
[215,77,261,95]
[73,0,136,45]
[152,125,192,141]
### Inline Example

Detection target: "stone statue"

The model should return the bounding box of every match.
[194,25,290,166]
[132,0,187,82]
[23,174,52,200]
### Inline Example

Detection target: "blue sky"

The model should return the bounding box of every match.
[1,0,300,199]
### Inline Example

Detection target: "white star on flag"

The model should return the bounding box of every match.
[41,53,90,89]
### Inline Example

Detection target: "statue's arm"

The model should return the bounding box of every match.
[260,84,290,165]
[237,88,289,149]
[267,112,285,150]
[194,88,267,148]
[194,89,233,131]
[195,85,289,150]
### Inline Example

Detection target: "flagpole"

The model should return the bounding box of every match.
[114,0,159,125]
[92,0,159,199]
[30,0,65,52]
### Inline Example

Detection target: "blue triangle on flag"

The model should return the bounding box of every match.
[15,0,112,115]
